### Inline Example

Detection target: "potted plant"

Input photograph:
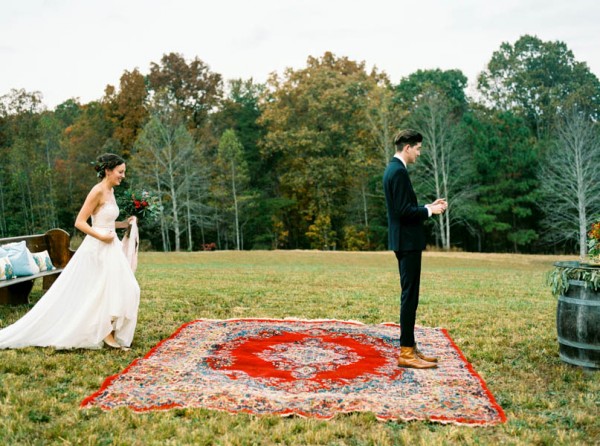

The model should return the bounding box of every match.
[548,220,600,369]
[587,220,600,265]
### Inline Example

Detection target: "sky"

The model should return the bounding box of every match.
[2,0,599,109]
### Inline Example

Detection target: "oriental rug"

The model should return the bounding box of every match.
[81,318,506,425]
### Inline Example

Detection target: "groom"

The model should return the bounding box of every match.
[383,129,447,369]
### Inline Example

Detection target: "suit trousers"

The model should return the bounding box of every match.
[394,250,422,347]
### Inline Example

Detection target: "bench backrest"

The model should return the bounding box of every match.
[0,228,74,268]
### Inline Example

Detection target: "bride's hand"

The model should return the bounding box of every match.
[99,231,116,243]
[127,216,137,225]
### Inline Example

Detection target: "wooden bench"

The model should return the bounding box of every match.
[0,228,75,305]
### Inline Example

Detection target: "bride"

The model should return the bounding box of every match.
[0,153,140,350]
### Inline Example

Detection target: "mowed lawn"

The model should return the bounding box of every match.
[0,250,598,445]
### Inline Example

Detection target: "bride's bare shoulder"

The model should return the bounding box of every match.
[83,185,105,206]
[87,184,103,198]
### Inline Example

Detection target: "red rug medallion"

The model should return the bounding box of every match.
[81,319,506,425]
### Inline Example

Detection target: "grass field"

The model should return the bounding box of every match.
[0,250,598,445]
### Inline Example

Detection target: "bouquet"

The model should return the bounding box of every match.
[588,220,600,263]
[118,190,161,222]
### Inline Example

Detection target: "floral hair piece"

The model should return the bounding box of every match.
[92,161,108,178]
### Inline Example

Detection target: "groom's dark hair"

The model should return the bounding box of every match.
[394,129,423,149]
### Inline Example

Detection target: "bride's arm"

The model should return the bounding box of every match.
[75,188,115,243]
[115,216,137,229]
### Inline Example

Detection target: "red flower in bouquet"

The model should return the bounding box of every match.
[118,190,161,221]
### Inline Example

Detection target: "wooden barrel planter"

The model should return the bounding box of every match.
[555,262,600,369]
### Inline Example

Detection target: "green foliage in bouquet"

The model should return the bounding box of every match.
[117,189,162,221]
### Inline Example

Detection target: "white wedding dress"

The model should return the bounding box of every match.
[0,201,140,349]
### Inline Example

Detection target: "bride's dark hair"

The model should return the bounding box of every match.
[94,153,125,179]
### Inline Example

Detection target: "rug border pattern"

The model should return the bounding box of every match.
[80,318,507,425]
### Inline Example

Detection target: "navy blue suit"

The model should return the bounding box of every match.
[383,157,429,347]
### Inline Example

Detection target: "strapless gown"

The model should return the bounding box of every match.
[0,202,140,349]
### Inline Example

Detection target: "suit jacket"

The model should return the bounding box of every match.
[383,157,429,251]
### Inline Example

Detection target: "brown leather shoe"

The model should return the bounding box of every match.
[415,345,438,363]
[397,346,437,369]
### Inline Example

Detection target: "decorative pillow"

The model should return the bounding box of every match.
[0,256,15,281]
[0,241,39,276]
[32,250,56,272]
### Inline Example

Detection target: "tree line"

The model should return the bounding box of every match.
[1,35,599,255]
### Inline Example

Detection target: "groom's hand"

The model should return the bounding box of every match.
[429,198,448,215]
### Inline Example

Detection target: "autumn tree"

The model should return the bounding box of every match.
[353,79,405,249]
[103,68,149,157]
[60,99,118,228]
[259,52,383,249]
[365,79,404,167]
[147,53,223,140]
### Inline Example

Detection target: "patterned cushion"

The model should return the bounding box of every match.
[0,241,39,276]
[32,250,56,272]
[0,256,15,281]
